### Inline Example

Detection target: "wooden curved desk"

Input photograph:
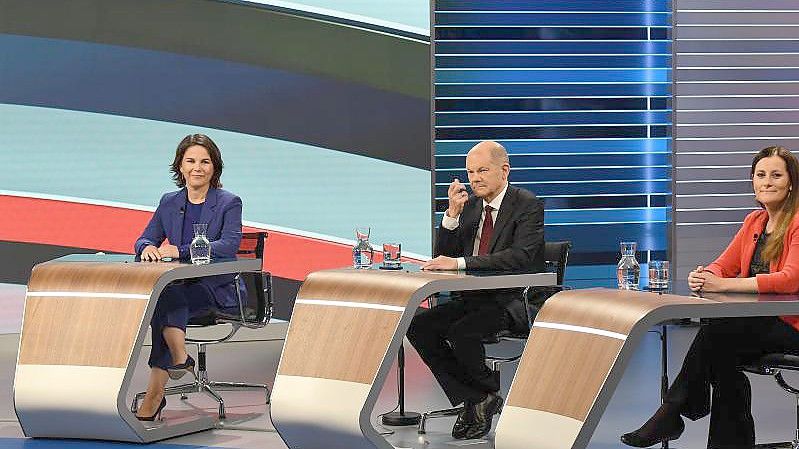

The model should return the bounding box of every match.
[495,288,799,449]
[269,267,556,449]
[13,254,261,443]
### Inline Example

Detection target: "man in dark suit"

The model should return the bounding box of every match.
[407,140,545,440]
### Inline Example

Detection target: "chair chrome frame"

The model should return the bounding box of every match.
[131,232,273,420]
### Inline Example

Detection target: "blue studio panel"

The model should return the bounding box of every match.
[433,0,672,287]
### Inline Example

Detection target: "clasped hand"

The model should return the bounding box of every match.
[688,265,725,292]
[140,244,179,262]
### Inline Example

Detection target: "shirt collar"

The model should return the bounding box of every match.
[483,183,508,212]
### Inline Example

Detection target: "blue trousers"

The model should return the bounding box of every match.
[148,281,215,370]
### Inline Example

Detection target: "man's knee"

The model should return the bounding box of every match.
[408,310,434,342]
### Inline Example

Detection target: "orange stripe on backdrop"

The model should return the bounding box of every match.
[0,195,423,281]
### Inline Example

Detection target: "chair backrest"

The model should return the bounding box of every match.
[237,231,266,260]
[235,231,272,326]
[543,241,571,285]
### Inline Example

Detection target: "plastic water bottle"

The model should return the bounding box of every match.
[352,227,374,269]
[617,241,640,290]
[190,223,211,265]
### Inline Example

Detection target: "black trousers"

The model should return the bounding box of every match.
[407,297,508,406]
[666,316,799,448]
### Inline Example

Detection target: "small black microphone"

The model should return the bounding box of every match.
[753,233,759,242]
[179,207,185,215]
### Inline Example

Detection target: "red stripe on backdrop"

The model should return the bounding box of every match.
[1,195,149,254]
[0,195,423,281]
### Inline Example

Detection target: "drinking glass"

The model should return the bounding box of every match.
[381,243,402,269]
[648,260,670,292]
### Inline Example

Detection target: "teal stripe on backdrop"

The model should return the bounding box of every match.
[247,0,430,31]
[0,104,432,256]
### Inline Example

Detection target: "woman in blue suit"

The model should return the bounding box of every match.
[133,134,243,421]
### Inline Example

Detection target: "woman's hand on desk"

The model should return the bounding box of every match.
[689,268,758,293]
[158,244,179,259]
[141,245,163,262]
[688,265,706,292]
[141,244,179,262]
[689,268,730,292]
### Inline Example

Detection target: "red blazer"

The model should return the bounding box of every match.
[706,209,799,330]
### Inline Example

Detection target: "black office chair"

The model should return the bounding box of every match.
[744,353,799,449]
[418,240,572,434]
[131,231,273,419]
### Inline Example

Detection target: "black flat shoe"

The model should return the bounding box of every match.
[463,393,503,440]
[167,354,196,380]
[621,411,684,447]
[136,397,166,422]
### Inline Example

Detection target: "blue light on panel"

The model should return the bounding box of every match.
[433,1,672,286]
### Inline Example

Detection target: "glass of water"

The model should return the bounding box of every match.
[381,243,402,269]
[648,260,670,292]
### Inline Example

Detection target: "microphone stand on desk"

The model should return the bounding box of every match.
[382,344,421,426]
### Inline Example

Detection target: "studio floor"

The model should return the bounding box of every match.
[2,282,799,449]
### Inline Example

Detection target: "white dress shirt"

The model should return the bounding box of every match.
[441,183,509,269]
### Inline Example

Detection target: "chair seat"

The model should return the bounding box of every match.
[188,308,258,326]
[749,353,799,371]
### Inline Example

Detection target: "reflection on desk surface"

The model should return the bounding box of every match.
[50,253,242,264]
[365,262,551,277]
[698,291,799,303]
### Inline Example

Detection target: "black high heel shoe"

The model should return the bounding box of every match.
[621,406,685,448]
[136,397,166,422]
[167,354,196,380]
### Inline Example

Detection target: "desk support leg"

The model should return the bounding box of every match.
[381,344,421,426]
[661,324,669,449]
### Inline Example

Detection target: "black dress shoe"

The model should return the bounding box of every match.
[462,393,503,440]
[452,405,474,439]
[621,407,685,448]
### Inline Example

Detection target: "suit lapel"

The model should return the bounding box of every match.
[170,189,187,246]
[199,188,218,228]
[488,186,515,253]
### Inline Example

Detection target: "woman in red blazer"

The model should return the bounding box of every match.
[622,146,799,449]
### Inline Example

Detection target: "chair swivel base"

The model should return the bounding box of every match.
[132,379,270,420]
[381,411,421,426]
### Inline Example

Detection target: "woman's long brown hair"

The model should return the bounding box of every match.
[751,146,799,261]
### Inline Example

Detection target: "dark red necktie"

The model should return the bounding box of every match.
[477,205,494,256]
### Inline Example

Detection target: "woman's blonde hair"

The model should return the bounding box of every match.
[751,146,799,261]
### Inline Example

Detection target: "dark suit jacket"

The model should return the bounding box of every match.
[134,187,244,308]
[435,184,545,327]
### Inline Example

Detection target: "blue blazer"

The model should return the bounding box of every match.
[135,188,244,308]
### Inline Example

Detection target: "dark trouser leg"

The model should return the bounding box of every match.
[407,299,507,406]
[446,301,507,399]
[148,282,215,370]
[664,316,799,448]
[408,301,473,405]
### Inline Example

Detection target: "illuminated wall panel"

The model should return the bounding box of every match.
[673,0,799,280]
[433,0,672,287]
